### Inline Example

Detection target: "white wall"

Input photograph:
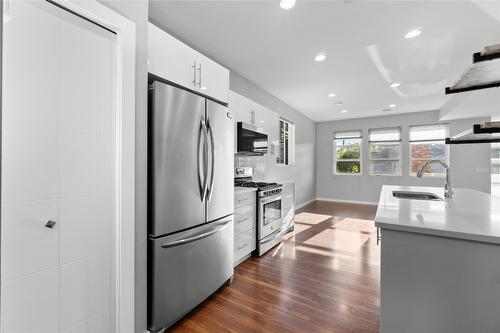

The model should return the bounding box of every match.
[231,71,317,206]
[97,1,148,332]
[316,111,491,204]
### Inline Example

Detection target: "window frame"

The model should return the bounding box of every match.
[333,130,363,176]
[409,124,449,177]
[368,127,402,176]
[277,118,295,166]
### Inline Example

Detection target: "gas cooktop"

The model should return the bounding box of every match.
[236,181,282,191]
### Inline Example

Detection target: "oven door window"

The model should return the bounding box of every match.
[263,199,281,226]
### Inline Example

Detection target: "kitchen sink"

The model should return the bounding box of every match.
[392,191,443,201]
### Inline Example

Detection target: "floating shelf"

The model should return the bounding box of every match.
[446,122,500,144]
[445,45,500,95]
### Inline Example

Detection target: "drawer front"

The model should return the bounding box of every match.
[234,192,256,208]
[234,228,256,263]
[235,214,255,234]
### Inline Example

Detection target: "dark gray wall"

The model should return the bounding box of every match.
[97,1,148,332]
[230,71,317,206]
[316,111,491,204]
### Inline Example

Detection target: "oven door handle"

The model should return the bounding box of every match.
[260,227,283,244]
[260,194,281,204]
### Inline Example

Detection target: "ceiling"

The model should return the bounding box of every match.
[149,0,500,122]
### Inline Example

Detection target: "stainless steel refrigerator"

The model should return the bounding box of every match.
[148,81,234,333]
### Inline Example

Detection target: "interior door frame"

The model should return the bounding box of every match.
[1,0,136,331]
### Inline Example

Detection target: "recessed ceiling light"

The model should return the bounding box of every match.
[328,92,336,98]
[280,0,296,10]
[405,28,422,39]
[389,104,397,108]
[390,82,400,88]
[315,53,327,62]
[335,101,343,105]
[341,110,347,113]
[200,86,207,91]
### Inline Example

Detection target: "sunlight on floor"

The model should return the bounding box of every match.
[294,212,332,224]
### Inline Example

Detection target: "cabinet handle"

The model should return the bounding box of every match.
[197,63,202,89]
[45,220,56,229]
[237,217,249,224]
[192,61,197,88]
[237,243,248,251]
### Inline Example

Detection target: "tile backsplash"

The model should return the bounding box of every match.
[235,154,276,181]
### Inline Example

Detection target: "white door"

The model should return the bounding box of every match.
[2,1,117,332]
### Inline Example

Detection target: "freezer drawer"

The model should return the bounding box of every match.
[148,217,234,332]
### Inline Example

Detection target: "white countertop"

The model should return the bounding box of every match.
[375,185,500,245]
[234,186,257,194]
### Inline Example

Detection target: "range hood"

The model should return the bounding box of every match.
[445,44,500,95]
[446,122,500,144]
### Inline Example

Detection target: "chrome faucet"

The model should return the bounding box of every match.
[417,160,453,198]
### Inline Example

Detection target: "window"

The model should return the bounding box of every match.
[369,127,402,176]
[277,118,295,166]
[334,130,362,174]
[409,124,448,176]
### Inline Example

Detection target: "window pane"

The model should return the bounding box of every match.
[370,144,400,159]
[410,142,446,160]
[369,127,401,142]
[409,124,447,141]
[370,160,400,175]
[336,140,361,160]
[336,161,361,174]
[410,160,446,174]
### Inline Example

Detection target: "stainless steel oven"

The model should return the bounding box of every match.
[257,190,283,256]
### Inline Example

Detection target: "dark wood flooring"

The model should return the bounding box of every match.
[169,200,380,333]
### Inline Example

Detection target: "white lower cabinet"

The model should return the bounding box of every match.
[282,182,295,232]
[234,190,257,265]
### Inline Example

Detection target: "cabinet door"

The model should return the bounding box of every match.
[148,23,195,89]
[257,106,279,155]
[195,53,229,104]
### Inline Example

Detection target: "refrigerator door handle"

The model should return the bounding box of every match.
[198,117,209,202]
[206,119,215,202]
[160,219,232,248]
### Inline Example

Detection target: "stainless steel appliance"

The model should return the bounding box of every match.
[236,122,268,155]
[234,167,283,256]
[148,81,234,333]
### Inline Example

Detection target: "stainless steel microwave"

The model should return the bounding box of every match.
[236,122,268,155]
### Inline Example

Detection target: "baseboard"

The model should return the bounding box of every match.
[295,198,317,210]
[315,197,378,206]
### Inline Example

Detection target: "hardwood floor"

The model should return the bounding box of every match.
[169,200,380,333]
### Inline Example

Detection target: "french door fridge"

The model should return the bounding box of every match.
[148,81,234,332]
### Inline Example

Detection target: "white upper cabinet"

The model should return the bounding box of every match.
[229,90,280,156]
[148,23,229,104]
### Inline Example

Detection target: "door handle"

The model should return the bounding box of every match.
[192,61,197,88]
[45,220,56,229]
[206,120,215,202]
[161,219,231,248]
[261,228,283,244]
[197,117,208,202]
[197,63,202,89]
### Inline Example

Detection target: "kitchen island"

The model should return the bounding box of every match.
[375,185,500,333]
